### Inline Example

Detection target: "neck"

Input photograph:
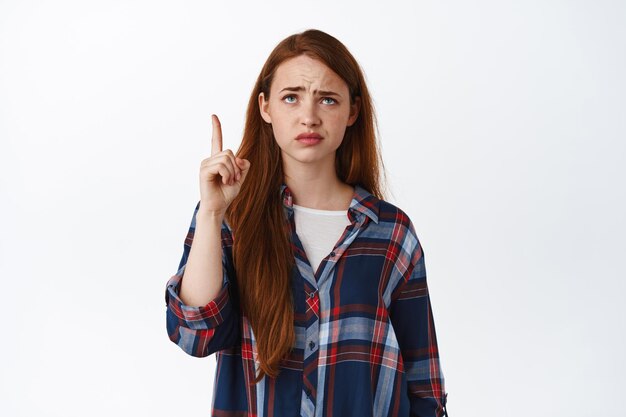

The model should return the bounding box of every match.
[283,160,354,211]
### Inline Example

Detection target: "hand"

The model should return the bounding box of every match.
[198,114,251,215]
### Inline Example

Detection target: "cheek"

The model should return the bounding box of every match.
[268,104,294,126]
[270,120,292,146]
[327,112,351,134]
[326,107,351,124]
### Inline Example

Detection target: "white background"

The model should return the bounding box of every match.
[1,1,624,416]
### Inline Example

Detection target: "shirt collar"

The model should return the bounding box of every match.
[280,183,380,224]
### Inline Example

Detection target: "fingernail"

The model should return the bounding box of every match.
[236,173,241,181]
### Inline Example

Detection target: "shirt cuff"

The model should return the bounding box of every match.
[165,273,232,330]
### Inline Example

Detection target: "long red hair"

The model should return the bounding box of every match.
[225,29,388,384]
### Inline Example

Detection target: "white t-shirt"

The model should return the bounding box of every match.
[292,204,352,275]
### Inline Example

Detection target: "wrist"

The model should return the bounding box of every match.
[196,208,226,223]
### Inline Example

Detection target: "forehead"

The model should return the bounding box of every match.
[271,55,348,92]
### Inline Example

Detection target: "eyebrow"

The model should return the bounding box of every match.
[278,86,342,97]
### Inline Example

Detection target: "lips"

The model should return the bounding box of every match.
[296,132,323,140]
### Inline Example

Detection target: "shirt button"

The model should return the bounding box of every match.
[309,340,315,349]
[309,291,315,298]
[330,251,336,257]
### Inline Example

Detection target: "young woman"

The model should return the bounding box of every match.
[165,29,449,417]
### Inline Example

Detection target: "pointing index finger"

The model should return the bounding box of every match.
[211,114,223,156]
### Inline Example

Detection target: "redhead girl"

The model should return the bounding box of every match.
[165,29,448,417]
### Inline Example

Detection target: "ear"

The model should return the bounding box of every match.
[258,92,272,124]
[347,96,361,126]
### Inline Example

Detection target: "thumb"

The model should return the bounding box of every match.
[236,158,251,183]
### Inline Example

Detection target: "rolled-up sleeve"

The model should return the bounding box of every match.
[164,201,241,357]
[388,224,448,417]
[165,272,232,330]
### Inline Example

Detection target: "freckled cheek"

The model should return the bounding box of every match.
[324,111,349,126]
[271,124,293,146]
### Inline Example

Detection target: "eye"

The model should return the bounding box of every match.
[282,95,297,104]
[322,97,336,105]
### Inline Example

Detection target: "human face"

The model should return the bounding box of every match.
[258,55,360,170]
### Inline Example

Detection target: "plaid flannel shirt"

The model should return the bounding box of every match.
[165,184,448,417]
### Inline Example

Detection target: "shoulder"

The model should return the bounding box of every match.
[353,185,416,234]
[377,199,414,227]
[356,194,423,272]
[374,198,420,243]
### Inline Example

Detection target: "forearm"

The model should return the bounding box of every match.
[179,210,226,307]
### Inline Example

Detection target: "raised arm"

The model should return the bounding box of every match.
[164,114,251,357]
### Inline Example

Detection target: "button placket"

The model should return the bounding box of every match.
[304,316,319,358]
[305,287,320,318]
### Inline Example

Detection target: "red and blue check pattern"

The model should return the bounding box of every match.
[165,184,448,416]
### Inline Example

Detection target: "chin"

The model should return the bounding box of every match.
[282,151,332,166]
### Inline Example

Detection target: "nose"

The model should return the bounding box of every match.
[299,98,321,127]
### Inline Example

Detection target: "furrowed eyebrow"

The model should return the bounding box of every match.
[279,86,341,97]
